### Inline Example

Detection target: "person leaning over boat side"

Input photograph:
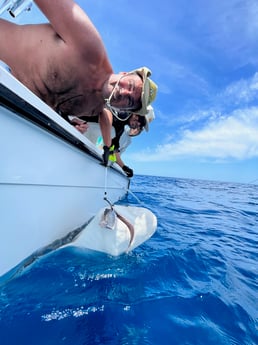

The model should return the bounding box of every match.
[0,0,157,165]
[75,106,155,177]
[68,109,146,170]
[113,106,155,177]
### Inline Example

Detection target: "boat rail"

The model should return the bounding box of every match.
[0,63,125,176]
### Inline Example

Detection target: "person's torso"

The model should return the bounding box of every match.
[0,21,111,116]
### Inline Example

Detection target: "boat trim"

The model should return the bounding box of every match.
[0,83,102,160]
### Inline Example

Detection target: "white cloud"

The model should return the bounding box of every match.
[130,107,258,162]
[222,73,258,105]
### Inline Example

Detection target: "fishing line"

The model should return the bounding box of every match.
[104,166,108,196]
[104,166,108,200]
[125,187,143,204]
[108,173,143,204]
[103,166,113,208]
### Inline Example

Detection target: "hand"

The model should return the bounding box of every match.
[102,146,110,166]
[122,165,133,178]
[102,145,117,166]
[70,117,88,134]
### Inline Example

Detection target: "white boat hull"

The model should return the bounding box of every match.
[0,64,129,277]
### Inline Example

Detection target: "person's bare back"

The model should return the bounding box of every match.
[0,0,113,117]
[0,0,157,163]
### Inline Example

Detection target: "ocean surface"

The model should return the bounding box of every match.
[0,175,257,345]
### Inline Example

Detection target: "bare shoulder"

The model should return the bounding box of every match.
[0,18,17,31]
[0,19,23,63]
[34,0,104,53]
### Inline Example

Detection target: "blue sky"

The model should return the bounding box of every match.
[4,0,258,183]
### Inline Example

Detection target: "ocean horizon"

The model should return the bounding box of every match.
[0,174,257,345]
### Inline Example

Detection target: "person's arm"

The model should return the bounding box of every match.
[99,108,112,148]
[99,108,114,166]
[115,152,124,168]
[34,0,105,53]
[115,152,133,177]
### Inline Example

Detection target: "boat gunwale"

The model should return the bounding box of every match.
[0,77,125,178]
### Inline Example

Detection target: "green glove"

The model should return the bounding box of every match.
[102,145,116,166]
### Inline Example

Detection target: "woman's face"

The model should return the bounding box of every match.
[129,114,141,129]
[128,114,143,136]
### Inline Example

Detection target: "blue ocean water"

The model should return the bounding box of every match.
[0,175,257,345]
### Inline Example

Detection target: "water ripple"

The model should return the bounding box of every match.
[0,176,257,345]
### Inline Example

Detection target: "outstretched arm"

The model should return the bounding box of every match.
[34,0,105,53]
[99,108,113,148]
[115,152,124,168]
